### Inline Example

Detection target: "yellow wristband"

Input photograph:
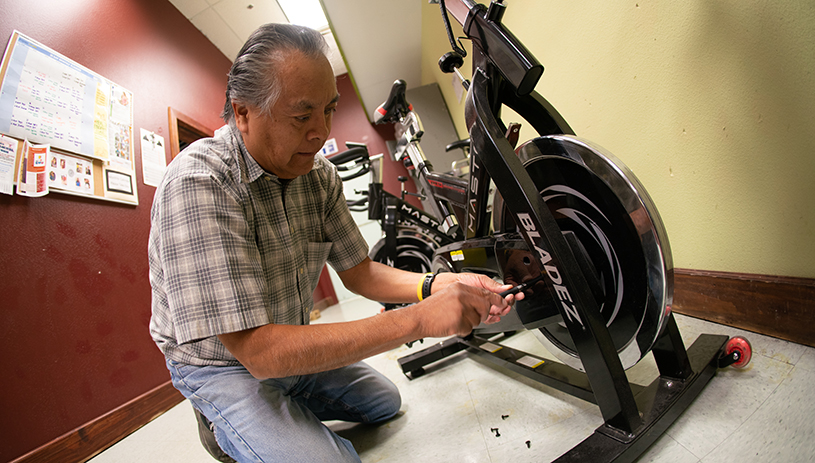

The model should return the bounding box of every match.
[417,273,432,301]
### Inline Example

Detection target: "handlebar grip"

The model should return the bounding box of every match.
[329,146,369,166]
[345,141,368,150]
[445,138,471,152]
[338,165,370,182]
[346,197,368,208]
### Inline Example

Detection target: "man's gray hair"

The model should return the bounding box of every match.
[221,23,329,125]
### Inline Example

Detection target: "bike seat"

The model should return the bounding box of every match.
[373,79,413,125]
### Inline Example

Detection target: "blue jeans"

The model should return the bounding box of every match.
[167,359,401,463]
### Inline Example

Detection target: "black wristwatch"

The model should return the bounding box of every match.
[421,272,436,300]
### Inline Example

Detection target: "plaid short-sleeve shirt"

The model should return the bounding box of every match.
[148,125,368,365]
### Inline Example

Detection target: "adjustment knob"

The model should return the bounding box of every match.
[438,51,464,74]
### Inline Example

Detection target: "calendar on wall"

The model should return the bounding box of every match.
[0,30,137,204]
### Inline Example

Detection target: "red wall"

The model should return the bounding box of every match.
[0,2,412,461]
[0,1,232,461]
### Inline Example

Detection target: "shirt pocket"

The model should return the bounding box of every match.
[305,242,333,288]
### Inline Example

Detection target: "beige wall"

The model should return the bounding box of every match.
[421,0,815,279]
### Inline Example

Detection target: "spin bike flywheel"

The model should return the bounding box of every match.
[493,135,673,371]
[370,226,439,311]
[369,226,438,274]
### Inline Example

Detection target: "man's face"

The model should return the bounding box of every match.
[233,50,338,179]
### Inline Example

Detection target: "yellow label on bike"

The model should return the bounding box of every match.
[451,250,464,262]
[479,342,502,353]
[517,355,545,369]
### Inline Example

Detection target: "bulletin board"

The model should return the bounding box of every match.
[0,30,137,204]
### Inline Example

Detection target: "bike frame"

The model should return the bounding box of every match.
[394,4,744,462]
[330,144,461,269]
[396,0,645,432]
[400,1,611,343]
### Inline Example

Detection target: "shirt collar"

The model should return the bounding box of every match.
[224,125,266,184]
[226,125,324,184]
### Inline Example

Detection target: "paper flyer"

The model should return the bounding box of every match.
[109,120,132,172]
[139,128,167,187]
[92,81,111,160]
[16,140,49,197]
[0,134,19,195]
[47,149,94,195]
[108,84,133,172]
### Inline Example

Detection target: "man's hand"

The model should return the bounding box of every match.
[430,272,523,325]
[449,272,523,323]
[413,272,526,338]
[414,282,509,337]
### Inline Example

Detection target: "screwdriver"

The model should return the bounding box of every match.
[499,274,544,297]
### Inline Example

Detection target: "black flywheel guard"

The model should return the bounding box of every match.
[493,135,673,371]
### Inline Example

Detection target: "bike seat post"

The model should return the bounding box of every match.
[397,176,408,200]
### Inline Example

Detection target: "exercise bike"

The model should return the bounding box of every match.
[360,0,753,462]
[328,140,456,313]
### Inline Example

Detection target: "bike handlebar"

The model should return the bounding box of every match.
[329,146,368,165]
[328,146,371,181]
[338,165,370,181]
[444,0,543,96]
[445,138,471,152]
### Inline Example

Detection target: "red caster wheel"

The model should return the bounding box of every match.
[721,336,752,368]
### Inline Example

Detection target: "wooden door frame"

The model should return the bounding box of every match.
[167,107,214,160]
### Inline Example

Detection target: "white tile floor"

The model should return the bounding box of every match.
[91,297,815,462]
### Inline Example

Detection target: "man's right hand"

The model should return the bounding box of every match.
[414,282,509,338]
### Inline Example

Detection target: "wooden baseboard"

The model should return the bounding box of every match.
[673,268,815,348]
[11,380,184,463]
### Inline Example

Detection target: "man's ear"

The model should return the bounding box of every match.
[232,102,250,134]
